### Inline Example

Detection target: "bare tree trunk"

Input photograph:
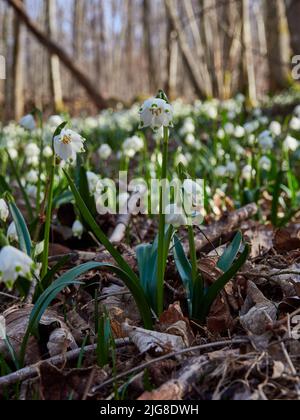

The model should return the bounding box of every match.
[46,0,63,112]
[242,0,257,104]
[143,0,157,92]
[285,0,300,56]
[165,0,207,99]
[11,0,24,120]
[264,0,290,91]
[165,14,178,99]
[6,0,108,109]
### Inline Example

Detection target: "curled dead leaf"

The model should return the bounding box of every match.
[122,322,186,356]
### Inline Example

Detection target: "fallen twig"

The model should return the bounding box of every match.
[91,338,250,395]
[0,338,130,390]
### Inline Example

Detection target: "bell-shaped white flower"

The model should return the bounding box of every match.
[259,156,272,171]
[98,144,112,160]
[7,222,18,243]
[72,220,84,239]
[48,115,64,127]
[0,246,34,288]
[43,146,53,158]
[25,143,40,158]
[269,121,281,136]
[19,114,36,131]
[283,135,299,152]
[139,98,173,132]
[165,204,187,227]
[122,136,144,158]
[26,169,39,184]
[0,199,9,222]
[53,129,85,162]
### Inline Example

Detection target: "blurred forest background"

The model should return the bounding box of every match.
[0,0,300,121]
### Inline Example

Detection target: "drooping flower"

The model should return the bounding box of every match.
[0,246,34,288]
[269,121,281,136]
[139,98,173,132]
[283,135,299,152]
[259,156,272,171]
[26,169,39,184]
[53,129,85,162]
[48,115,64,128]
[7,222,18,243]
[43,145,53,158]
[19,114,36,131]
[122,136,144,158]
[165,204,187,227]
[242,165,255,181]
[289,116,300,131]
[0,199,9,222]
[98,144,112,160]
[72,220,84,239]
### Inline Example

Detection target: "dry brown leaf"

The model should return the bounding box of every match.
[159,302,194,346]
[47,328,77,357]
[122,322,185,356]
[0,305,76,364]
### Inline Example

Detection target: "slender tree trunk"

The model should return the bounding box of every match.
[165,0,207,99]
[264,0,290,91]
[6,0,108,109]
[11,0,24,120]
[143,0,157,92]
[46,0,63,112]
[285,0,300,56]
[242,0,257,104]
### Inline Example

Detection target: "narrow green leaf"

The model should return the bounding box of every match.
[217,232,242,272]
[8,201,32,256]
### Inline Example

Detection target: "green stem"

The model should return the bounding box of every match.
[188,225,198,285]
[41,153,55,278]
[157,127,169,316]
[36,119,44,216]
[6,150,34,222]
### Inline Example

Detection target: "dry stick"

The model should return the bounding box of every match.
[184,203,258,253]
[138,356,210,400]
[0,338,130,390]
[90,338,249,395]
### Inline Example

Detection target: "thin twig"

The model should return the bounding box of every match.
[91,338,250,395]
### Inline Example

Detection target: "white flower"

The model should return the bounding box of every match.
[43,146,53,158]
[290,116,300,131]
[7,222,18,243]
[258,131,274,150]
[165,204,187,227]
[183,180,203,205]
[283,135,299,152]
[26,169,38,184]
[25,143,40,158]
[269,121,281,136]
[139,98,173,132]
[217,128,225,140]
[72,220,83,239]
[294,105,300,118]
[215,165,227,177]
[224,122,235,135]
[244,121,259,134]
[179,117,195,136]
[98,144,112,160]
[123,136,144,157]
[236,93,245,103]
[0,199,9,222]
[242,165,255,181]
[226,162,237,176]
[48,115,63,127]
[185,133,196,146]
[259,156,271,171]
[174,153,188,167]
[19,114,36,131]
[0,315,6,340]
[53,129,85,162]
[234,126,245,138]
[0,246,34,287]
